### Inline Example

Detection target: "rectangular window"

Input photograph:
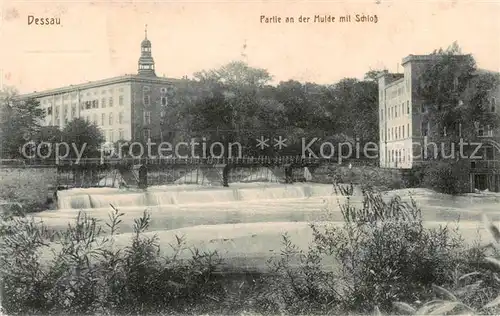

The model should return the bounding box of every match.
[143,111,151,125]
[395,106,397,117]
[477,125,485,137]
[144,128,151,142]
[486,147,494,160]
[93,114,97,125]
[407,101,410,115]
[492,98,496,112]
[102,113,106,126]
[402,126,405,138]
[109,113,113,125]
[422,121,428,136]
[119,95,124,106]
[119,129,124,140]
[421,104,426,113]
[407,123,410,137]
[109,130,114,142]
[101,98,106,108]
[119,112,123,124]
[109,97,114,107]
[143,95,151,106]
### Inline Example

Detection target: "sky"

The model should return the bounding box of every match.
[0,0,499,94]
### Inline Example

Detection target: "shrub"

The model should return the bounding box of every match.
[393,214,500,315]
[325,165,404,191]
[0,205,224,315]
[263,184,468,314]
[421,160,471,194]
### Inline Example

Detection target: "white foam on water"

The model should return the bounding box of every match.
[55,183,338,210]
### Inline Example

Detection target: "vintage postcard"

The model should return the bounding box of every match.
[1,0,500,315]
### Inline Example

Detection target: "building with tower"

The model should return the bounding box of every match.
[18,26,174,144]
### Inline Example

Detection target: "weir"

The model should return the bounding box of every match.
[56,182,337,210]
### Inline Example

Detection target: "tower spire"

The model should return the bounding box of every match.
[138,26,156,77]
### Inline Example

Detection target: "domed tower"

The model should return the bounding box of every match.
[138,25,156,77]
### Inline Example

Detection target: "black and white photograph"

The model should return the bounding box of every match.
[1,1,500,315]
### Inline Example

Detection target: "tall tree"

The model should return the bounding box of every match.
[61,118,105,158]
[418,42,500,159]
[0,88,45,158]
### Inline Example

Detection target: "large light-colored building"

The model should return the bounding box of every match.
[19,28,173,144]
[378,54,500,170]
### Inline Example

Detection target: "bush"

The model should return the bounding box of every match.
[262,184,470,314]
[0,168,57,212]
[393,215,500,315]
[0,205,224,315]
[325,165,403,191]
[421,160,471,194]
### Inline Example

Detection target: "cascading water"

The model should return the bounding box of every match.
[56,183,339,210]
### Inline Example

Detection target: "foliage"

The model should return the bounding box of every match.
[327,165,403,191]
[418,42,500,152]
[61,118,105,158]
[0,205,224,315]
[0,87,45,159]
[421,160,471,194]
[393,214,500,315]
[260,184,467,314]
[0,168,58,212]
[173,62,380,157]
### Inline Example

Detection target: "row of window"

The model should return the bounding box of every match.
[82,96,124,110]
[382,98,497,122]
[384,124,411,141]
[386,148,410,165]
[42,88,125,103]
[106,129,125,143]
[381,101,411,121]
[84,112,126,126]
[142,95,168,107]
